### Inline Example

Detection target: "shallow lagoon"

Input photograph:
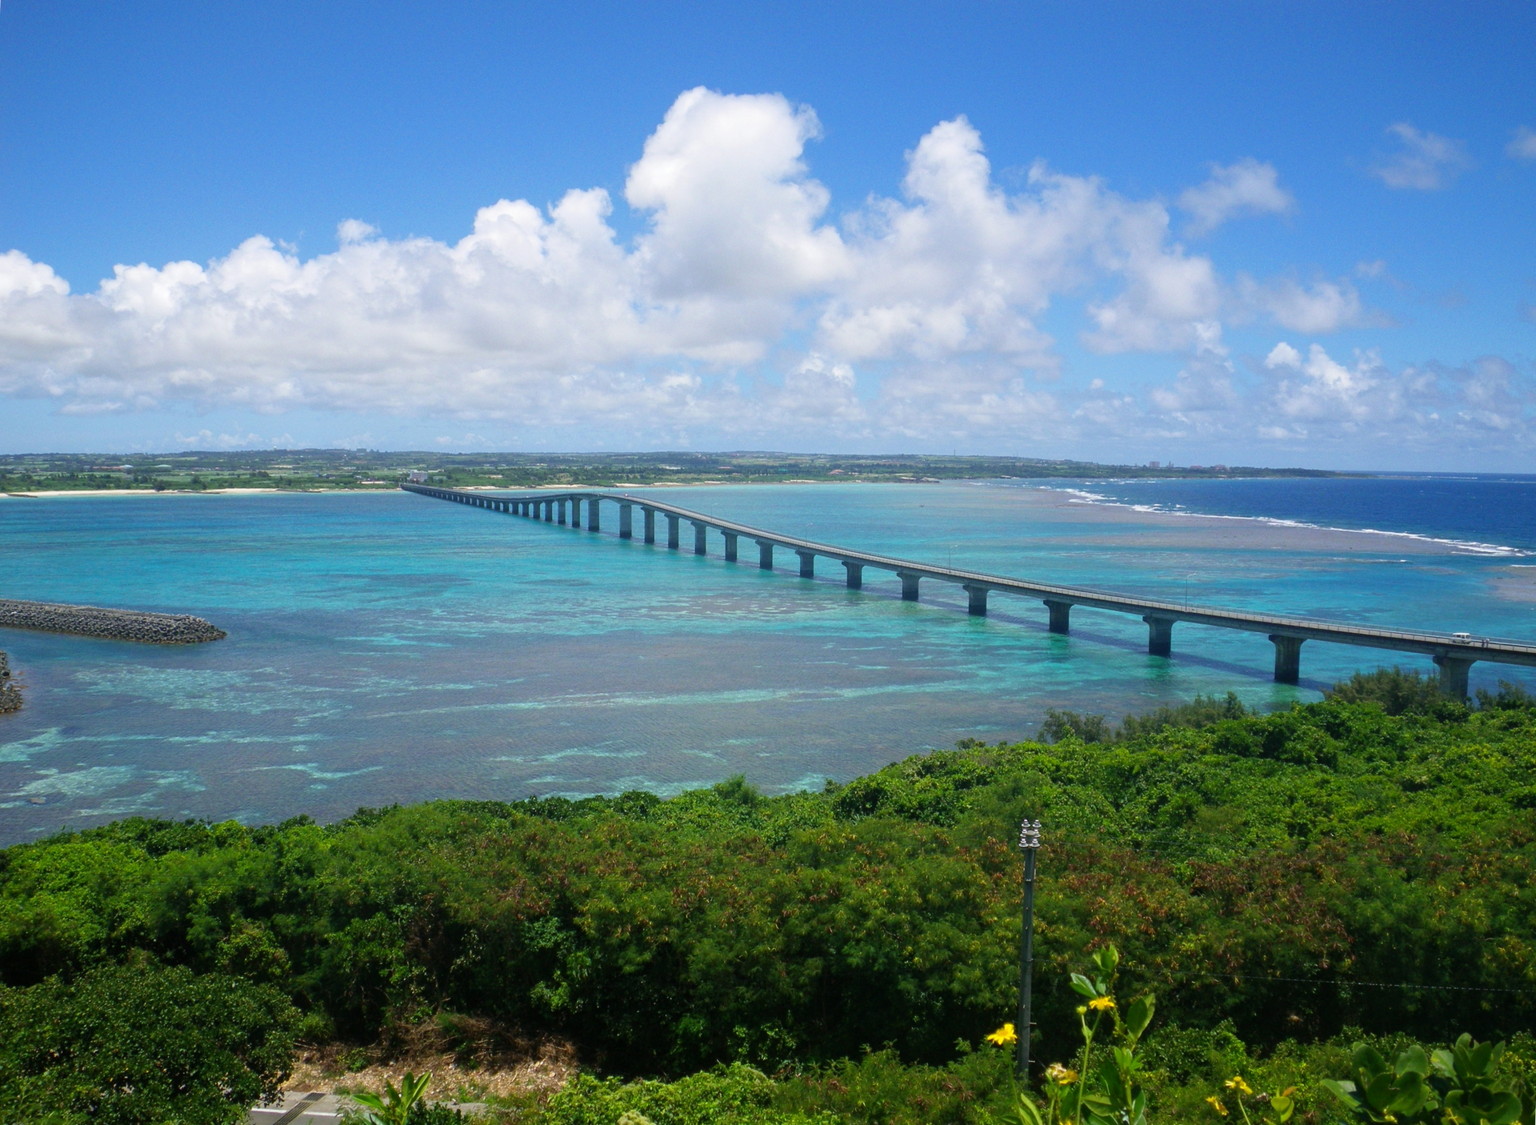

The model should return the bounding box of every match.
[2,480,1533,842]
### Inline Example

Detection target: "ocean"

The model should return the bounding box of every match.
[2,475,1533,843]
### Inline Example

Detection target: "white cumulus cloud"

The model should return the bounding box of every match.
[1177,159,1295,236]
[1239,276,1367,333]
[1370,122,1472,190]
[1507,126,1536,162]
[1,87,1526,465]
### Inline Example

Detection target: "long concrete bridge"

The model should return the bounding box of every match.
[403,483,1536,697]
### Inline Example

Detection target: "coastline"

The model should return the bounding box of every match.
[1,487,385,499]
[6,478,1511,558]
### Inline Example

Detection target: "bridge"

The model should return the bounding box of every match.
[403,483,1536,697]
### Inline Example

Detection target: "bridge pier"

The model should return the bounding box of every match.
[1270,634,1304,684]
[1433,654,1473,699]
[1044,599,1072,634]
[1144,615,1174,657]
[401,488,1536,698]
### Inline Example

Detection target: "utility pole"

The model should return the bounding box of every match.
[1017,818,1042,1081]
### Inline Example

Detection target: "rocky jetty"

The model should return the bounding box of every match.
[0,599,226,644]
[0,651,19,713]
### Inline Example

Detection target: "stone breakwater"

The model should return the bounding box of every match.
[0,650,18,713]
[0,599,226,645]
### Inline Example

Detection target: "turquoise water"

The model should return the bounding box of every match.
[2,480,1533,842]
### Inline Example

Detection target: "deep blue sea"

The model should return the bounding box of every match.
[2,476,1533,843]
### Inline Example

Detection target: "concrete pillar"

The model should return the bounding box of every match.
[843,561,863,589]
[692,521,708,555]
[1044,600,1072,634]
[796,550,815,578]
[543,500,554,522]
[1143,615,1174,657]
[899,571,921,601]
[586,499,600,532]
[619,503,633,539]
[964,585,989,616]
[570,498,581,526]
[757,540,774,569]
[557,499,567,525]
[1270,634,1304,684]
[666,514,680,549]
[643,508,656,544]
[723,532,738,562]
[1433,654,1473,699]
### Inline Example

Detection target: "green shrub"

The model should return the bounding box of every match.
[0,961,297,1125]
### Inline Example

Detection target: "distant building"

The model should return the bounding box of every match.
[406,470,428,484]
[1148,461,1160,469]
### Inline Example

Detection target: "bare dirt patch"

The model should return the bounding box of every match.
[284,1018,578,1106]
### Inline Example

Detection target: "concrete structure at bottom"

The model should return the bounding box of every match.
[248,1091,488,1125]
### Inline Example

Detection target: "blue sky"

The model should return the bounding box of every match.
[1,1,1533,469]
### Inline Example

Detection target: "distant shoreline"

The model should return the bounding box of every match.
[1,487,377,499]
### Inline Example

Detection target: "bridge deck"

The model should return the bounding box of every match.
[403,485,1536,690]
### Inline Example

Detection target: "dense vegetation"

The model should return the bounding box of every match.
[2,679,1533,1121]
[0,448,1341,493]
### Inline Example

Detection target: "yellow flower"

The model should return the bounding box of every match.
[985,1022,1018,1046]
[1225,1075,1255,1097]
[1206,1095,1228,1117]
[1088,995,1116,1012]
[1046,1062,1079,1085]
